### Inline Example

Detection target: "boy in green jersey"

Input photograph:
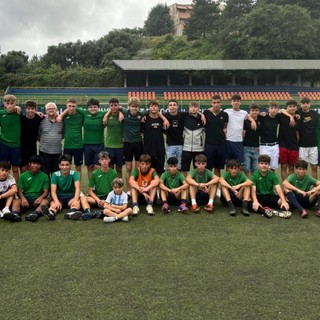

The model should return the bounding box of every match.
[186,154,219,213]
[80,151,117,220]
[159,157,188,213]
[13,156,50,222]
[0,94,21,183]
[219,159,252,216]
[58,98,106,180]
[41,154,82,220]
[283,159,320,218]
[104,98,124,178]
[62,98,84,180]
[250,154,291,218]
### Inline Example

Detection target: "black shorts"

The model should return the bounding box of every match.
[205,144,226,170]
[256,194,280,209]
[123,141,143,162]
[64,148,83,166]
[150,156,165,175]
[181,151,203,172]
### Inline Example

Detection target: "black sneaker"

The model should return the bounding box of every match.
[64,211,82,220]
[229,207,236,216]
[82,212,95,220]
[41,205,56,221]
[25,212,39,222]
[241,207,250,216]
[2,212,14,221]
[94,211,103,219]
[11,213,22,222]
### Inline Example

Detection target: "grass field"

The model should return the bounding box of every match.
[2,196,320,320]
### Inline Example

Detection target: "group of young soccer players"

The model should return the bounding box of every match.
[1,92,320,223]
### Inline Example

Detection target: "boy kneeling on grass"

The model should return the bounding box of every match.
[0,161,19,222]
[41,154,82,220]
[159,157,188,213]
[101,178,132,223]
[219,159,252,216]
[129,153,160,216]
[186,154,219,213]
[250,154,291,218]
[283,159,320,218]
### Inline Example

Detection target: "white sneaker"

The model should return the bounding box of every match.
[122,216,129,222]
[273,210,292,219]
[103,216,116,223]
[132,206,140,216]
[146,205,155,215]
[0,210,3,218]
[216,188,221,198]
[2,207,11,215]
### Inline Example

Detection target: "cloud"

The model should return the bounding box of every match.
[0,0,192,58]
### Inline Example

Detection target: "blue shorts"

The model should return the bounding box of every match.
[226,141,244,166]
[84,144,104,166]
[0,143,21,166]
[105,147,124,167]
[64,148,83,166]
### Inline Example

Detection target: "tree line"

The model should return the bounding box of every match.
[1,0,320,89]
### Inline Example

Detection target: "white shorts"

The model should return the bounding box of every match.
[259,144,279,170]
[299,147,318,165]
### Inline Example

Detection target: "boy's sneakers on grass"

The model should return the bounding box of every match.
[229,207,236,216]
[177,203,188,213]
[272,210,292,219]
[261,207,273,218]
[191,204,200,213]
[40,205,56,221]
[3,212,21,222]
[132,206,140,216]
[161,203,171,213]
[94,211,104,219]
[204,204,214,213]
[82,212,96,220]
[103,216,116,223]
[146,205,155,216]
[64,211,83,220]
[241,207,250,216]
[25,212,39,222]
[300,209,308,218]
[122,216,129,222]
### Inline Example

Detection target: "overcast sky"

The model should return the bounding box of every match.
[0,0,192,58]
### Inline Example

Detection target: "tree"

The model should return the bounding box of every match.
[221,4,319,59]
[2,51,29,73]
[144,4,174,36]
[256,0,320,19]
[184,0,220,40]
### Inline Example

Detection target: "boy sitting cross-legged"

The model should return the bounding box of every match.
[102,178,133,223]
[13,155,50,222]
[80,151,117,220]
[186,154,219,213]
[159,157,188,213]
[250,154,291,218]
[41,154,82,220]
[283,159,320,218]
[0,161,19,222]
[219,159,252,216]
[129,153,160,216]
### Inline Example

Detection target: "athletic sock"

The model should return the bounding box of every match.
[286,192,303,211]
[242,200,249,210]
[227,200,235,209]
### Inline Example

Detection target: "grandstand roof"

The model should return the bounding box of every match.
[113,60,320,71]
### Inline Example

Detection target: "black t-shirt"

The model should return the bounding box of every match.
[243,119,260,147]
[259,114,279,144]
[277,113,299,150]
[297,109,318,147]
[141,115,165,156]
[163,112,188,145]
[20,114,43,148]
[204,109,228,145]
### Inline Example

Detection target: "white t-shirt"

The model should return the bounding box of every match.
[106,190,128,206]
[225,109,247,142]
[0,174,16,194]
